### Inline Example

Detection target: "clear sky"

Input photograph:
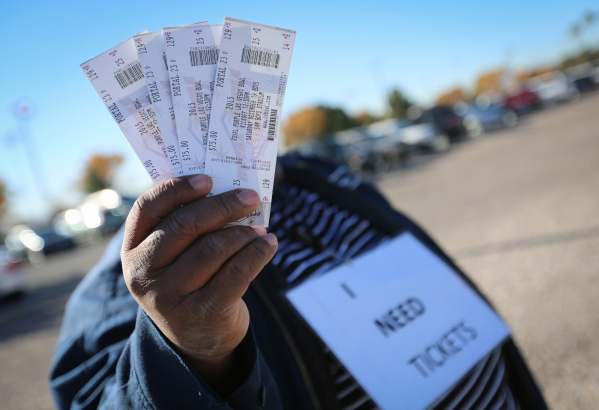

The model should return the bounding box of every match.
[0,0,596,222]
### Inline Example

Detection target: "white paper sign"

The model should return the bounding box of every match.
[286,233,510,410]
[164,23,222,175]
[134,31,184,177]
[80,36,172,184]
[204,17,296,227]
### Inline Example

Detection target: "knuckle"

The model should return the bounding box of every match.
[123,268,151,298]
[132,178,186,220]
[164,209,192,237]
[228,259,252,287]
[200,233,228,260]
[249,238,271,259]
[210,194,237,221]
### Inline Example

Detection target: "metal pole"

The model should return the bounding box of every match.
[11,99,52,207]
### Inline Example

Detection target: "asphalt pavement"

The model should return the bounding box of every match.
[0,92,598,409]
[377,93,599,409]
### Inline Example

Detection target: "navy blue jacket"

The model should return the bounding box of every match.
[49,155,547,409]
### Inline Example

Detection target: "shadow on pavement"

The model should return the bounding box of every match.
[0,274,84,343]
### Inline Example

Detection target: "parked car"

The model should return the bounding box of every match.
[366,118,450,154]
[4,225,45,264]
[421,105,466,140]
[564,63,598,94]
[503,88,541,116]
[527,71,579,105]
[454,100,518,138]
[36,229,76,255]
[53,189,131,243]
[0,245,25,298]
[335,128,404,173]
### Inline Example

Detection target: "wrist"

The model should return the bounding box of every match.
[182,330,256,398]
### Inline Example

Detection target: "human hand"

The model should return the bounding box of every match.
[121,175,277,393]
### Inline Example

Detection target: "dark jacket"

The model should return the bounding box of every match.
[49,155,547,409]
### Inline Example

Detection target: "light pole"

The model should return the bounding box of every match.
[11,99,53,211]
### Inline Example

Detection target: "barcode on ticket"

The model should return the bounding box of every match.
[190,47,219,66]
[114,60,143,89]
[267,109,278,141]
[241,46,280,69]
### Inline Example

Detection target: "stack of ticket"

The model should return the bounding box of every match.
[81,17,296,226]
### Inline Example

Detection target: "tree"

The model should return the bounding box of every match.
[282,105,358,147]
[570,23,586,55]
[583,10,599,48]
[0,179,6,220]
[317,105,359,134]
[81,154,124,193]
[386,89,412,119]
[474,70,504,96]
[282,107,328,147]
[354,111,380,126]
[436,88,467,105]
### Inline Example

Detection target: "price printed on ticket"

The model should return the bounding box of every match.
[80,35,172,184]
[165,23,223,175]
[286,233,511,410]
[81,17,296,226]
[134,31,184,177]
[205,18,296,226]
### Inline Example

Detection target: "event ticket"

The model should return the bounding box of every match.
[81,36,172,184]
[134,31,184,177]
[205,18,296,226]
[164,23,223,175]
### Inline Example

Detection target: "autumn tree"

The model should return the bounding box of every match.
[387,89,412,119]
[0,180,6,220]
[282,105,358,147]
[354,111,380,126]
[475,70,504,95]
[81,154,124,193]
[436,88,467,105]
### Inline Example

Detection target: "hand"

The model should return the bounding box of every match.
[121,175,278,394]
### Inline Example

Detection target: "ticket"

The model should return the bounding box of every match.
[81,36,172,184]
[205,17,296,226]
[164,23,223,175]
[134,31,184,177]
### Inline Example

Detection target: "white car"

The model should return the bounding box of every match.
[366,119,450,153]
[528,71,579,105]
[0,246,25,298]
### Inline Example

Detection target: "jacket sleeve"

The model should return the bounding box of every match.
[49,227,282,409]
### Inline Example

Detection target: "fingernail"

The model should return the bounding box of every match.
[263,233,278,246]
[237,189,259,206]
[189,175,211,191]
[252,226,267,236]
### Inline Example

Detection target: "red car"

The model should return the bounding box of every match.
[503,89,541,116]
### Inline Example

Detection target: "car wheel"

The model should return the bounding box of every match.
[429,135,450,153]
[502,111,518,128]
[374,158,391,174]
[464,116,484,138]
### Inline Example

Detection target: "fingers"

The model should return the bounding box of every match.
[123,175,212,251]
[167,226,265,294]
[198,233,278,308]
[136,189,261,268]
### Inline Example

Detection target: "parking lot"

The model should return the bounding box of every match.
[0,92,598,409]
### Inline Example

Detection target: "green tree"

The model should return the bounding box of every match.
[386,89,412,119]
[583,10,599,48]
[317,105,359,134]
[354,111,381,126]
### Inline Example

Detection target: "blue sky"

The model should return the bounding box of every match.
[0,0,597,222]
